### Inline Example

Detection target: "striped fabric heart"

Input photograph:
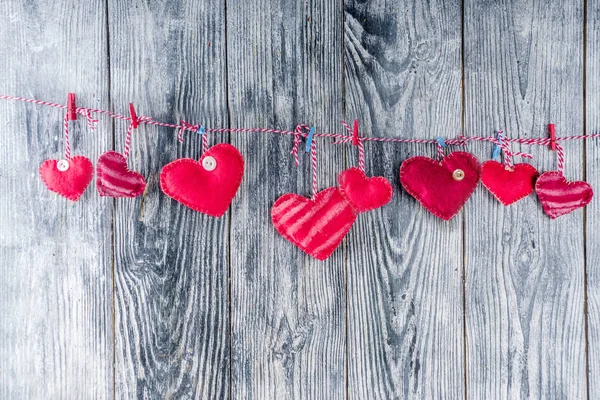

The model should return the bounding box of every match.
[96,151,146,198]
[271,187,357,261]
[535,171,593,219]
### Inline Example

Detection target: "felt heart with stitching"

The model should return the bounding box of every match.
[271,187,357,261]
[399,151,480,220]
[480,161,539,206]
[39,156,94,202]
[96,151,146,198]
[338,167,393,212]
[535,171,593,219]
[160,144,244,217]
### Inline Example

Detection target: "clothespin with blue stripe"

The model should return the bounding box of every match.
[197,125,206,135]
[305,126,315,153]
[491,130,503,161]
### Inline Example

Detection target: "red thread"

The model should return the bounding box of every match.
[63,113,71,160]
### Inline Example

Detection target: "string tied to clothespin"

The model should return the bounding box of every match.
[290,123,310,166]
[123,103,151,159]
[435,136,447,161]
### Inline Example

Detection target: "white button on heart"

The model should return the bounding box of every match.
[57,159,70,172]
[202,156,217,171]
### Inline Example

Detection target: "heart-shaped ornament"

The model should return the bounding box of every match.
[535,171,593,219]
[338,167,393,212]
[39,156,94,202]
[399,151,480,220]
[271,187,357,260]
[96,151,146,198]
[160,144,244,217]
[480,161,539,206]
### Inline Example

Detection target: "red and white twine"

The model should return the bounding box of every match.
[1,94,597,175]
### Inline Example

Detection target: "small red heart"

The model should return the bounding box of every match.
[271,187,357,260]
[39,155,94,202]
[399,151,480,220]
[535,171,593,219]
[160,144,244,217]
[96,151,146,198]
[480,161,539,206]
[338,167,393,212]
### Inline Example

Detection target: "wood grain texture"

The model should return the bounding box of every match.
[464,1,586,398]
[108,1,230,398]
[587,0,600,397]
[343,0,465,398]
[226,0,346,398]
[0,1,113,398]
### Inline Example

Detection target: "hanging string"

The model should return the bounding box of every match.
[340,120,365,171]
[310,139,318,199]
[201,131,209,154]
[1,94,599,170]
[63,113,71,160]
[555,143,565,174]
[123,115,151,160]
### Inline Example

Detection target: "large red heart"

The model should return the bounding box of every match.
[399,151,480,220]
[480,161,539,206]
[271,187,357,261]
[96,151,146,198]
[39,156,94,202]
[338,167,393,212]
[535,171,593,219]
[160,144,244,217]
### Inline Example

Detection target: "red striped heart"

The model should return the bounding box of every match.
[535,171,593,219]
[399,151,480,220]
[480,161,539,206]
[96,151,146,198]
[160,144,244,217]
[39,156,94,202]
[271,187,357,261]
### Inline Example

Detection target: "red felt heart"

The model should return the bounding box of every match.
[480,161,539,206]
[338,167,393,212]
[39,156,94,202]
[160,144,244,217]
[535,171,593,219]
[96,151,146,198]
[271,187,357,261]
[399,151,480,220]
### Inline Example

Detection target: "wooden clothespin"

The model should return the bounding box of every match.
[67,93,77,121]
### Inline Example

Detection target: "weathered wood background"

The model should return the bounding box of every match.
[0,0,598,398]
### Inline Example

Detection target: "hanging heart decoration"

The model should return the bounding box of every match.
[160,144,244,217]
[480,161,539,206]
[338,167,393,212]
[535,171,593,219]
[96,151,146,198]
[39,156,94,202]
[399,151,480,220]
[271,187,357,260]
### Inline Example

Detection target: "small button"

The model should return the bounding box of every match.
[202,156,217,171]
[452,169,465,181]
[57,159,70,172]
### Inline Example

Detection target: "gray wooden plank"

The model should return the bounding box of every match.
[464,1,587,398]
[587,0,600,397]
[226,0,346,398]
[343,0,465,398]
[0,1,112,398]
[107,1,230,397]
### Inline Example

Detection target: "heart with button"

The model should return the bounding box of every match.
[399,151,480,220]
[39,156,95,201]
[160,144,244,217]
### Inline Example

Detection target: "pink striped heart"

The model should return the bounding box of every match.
[535,171,593,219]
[271,187,357,261]
[96,151,146,198]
